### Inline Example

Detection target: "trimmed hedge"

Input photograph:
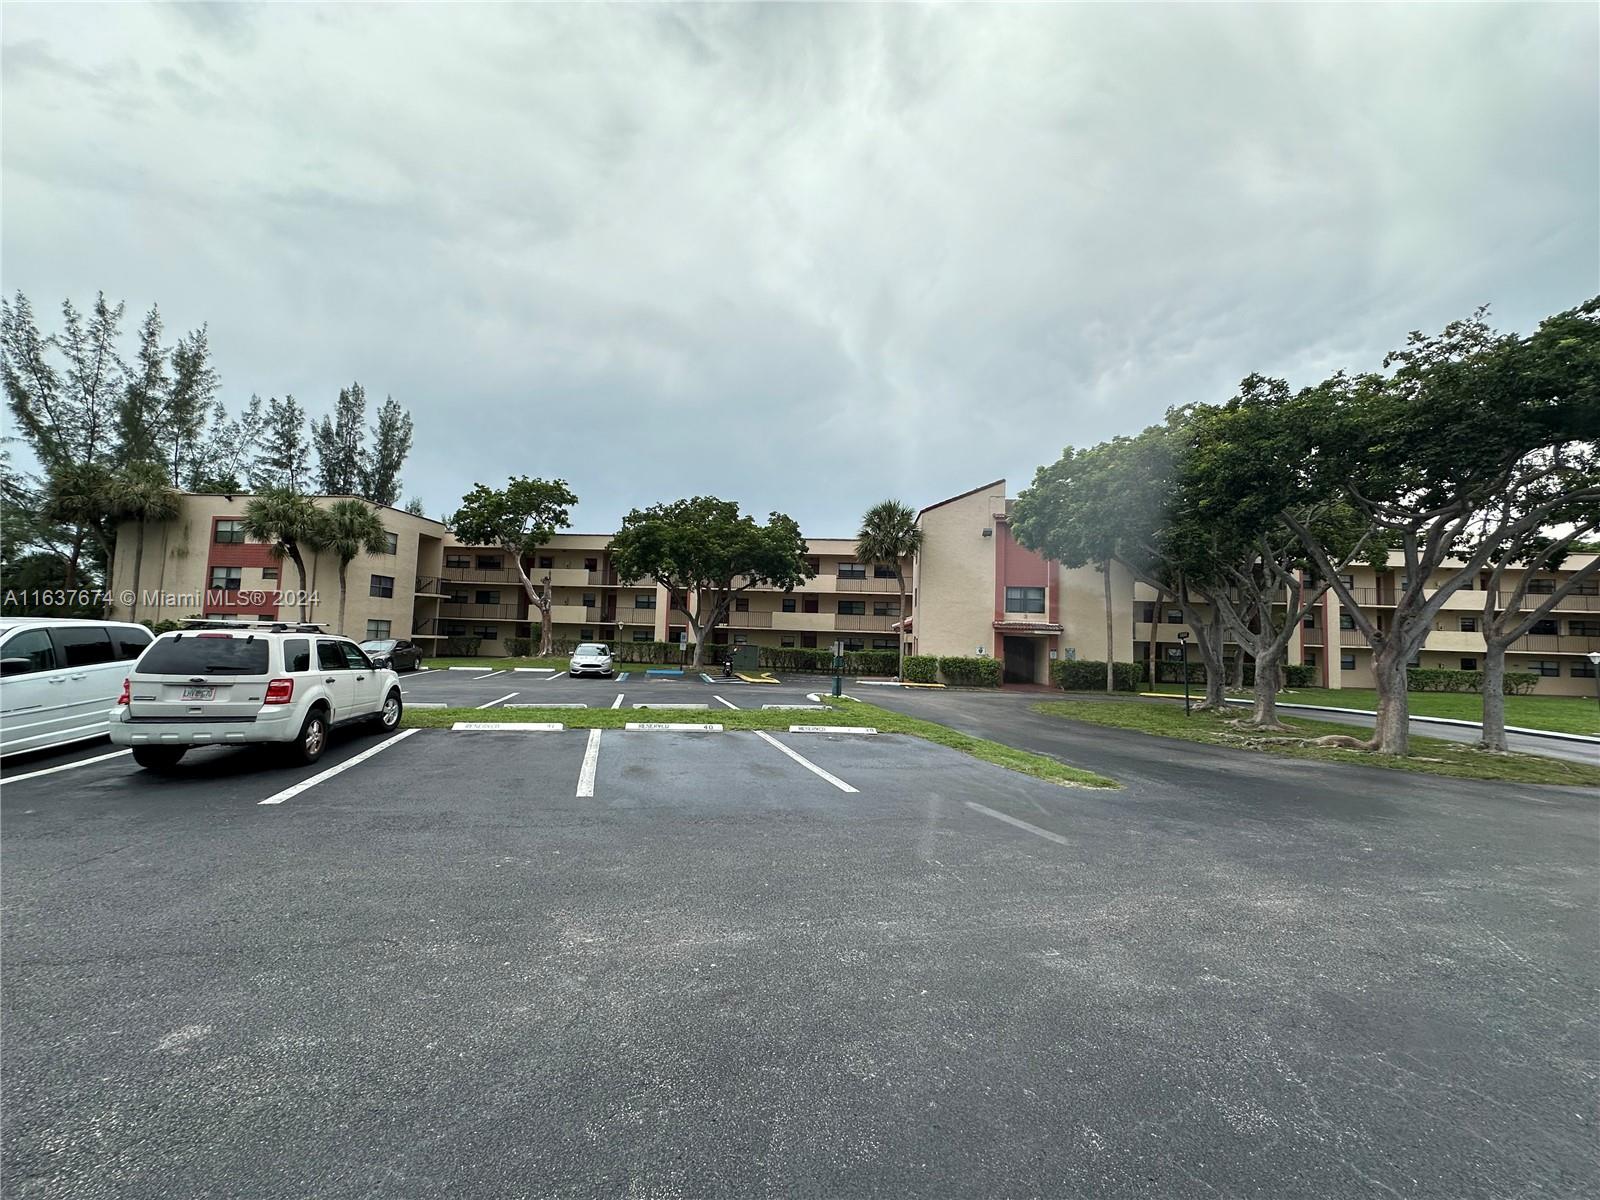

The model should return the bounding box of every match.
[1053,659,1142,692]
[902,655,939,683]
[1242,662,1316,688]
[1407,667,1539,695]
[443,637,482,657]
[503,637,532,657]
[937,656,1002,687]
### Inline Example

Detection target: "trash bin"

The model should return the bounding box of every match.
[730,645,761,672]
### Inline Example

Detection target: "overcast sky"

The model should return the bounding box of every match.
[3,2,1596,533]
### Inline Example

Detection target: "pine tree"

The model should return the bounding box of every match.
[250,395,311,493]
[361,395,413,507]
[313,381,367,495]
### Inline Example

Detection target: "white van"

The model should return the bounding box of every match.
[0,618,154,757]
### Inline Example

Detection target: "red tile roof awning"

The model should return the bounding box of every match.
[992,620,1062,635]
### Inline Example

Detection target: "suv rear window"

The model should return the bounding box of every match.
[139,636,271,676]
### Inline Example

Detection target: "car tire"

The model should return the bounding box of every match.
[376,689,403,731]
[131,746,186,772]
[289,708,329,766]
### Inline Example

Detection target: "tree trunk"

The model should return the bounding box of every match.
[1368,644,1412,755]
[1189,607,1228,711]
[1479,643,1509,754]
[337,560,350,637]
[896,569,908,682]
[286,546,310,622]
[1146,591,1160,690]
[63,530,85,593]
[1103,561,1114,692]
[130,525,146,621]
[1228,650,1245,691]
[1246,650,1287,729]
[534,582,554,657]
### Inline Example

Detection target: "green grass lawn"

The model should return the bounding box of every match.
[1035,699,1600,788]
[1146,685,1599,736]
[402,698,1118,790]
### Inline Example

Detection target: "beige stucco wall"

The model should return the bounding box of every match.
[912,482,1004,659]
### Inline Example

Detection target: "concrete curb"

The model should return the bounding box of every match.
[624,722,724,732]
[451,722,564,731]
[789,725,876,735]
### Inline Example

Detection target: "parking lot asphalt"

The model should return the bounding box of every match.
[2,678,1596,1198]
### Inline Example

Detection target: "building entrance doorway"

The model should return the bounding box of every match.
[1002,637,1038,684]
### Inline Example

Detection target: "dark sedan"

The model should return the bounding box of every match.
[359,638,424,672]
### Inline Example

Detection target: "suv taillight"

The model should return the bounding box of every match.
[264,678,294,705]
[117,678,130,705]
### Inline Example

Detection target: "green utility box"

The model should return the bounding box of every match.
[730,645,762,671]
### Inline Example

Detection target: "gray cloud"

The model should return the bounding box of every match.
[3,2,1595,530]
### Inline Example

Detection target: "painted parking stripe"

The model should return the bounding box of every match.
[610,694,625,709]
[616,672,630,682]
[753,731,857,794]
[712,695,739,710]
[512,667,555,673]
[446,666,483,671]
[451,722,564,732]
[475,669,507,680]
[258,730,419,806]
[0,749,132,786]
[965,801,1071,848]
[577,728,601,797]
[544,672,567,683]
[476,692,519,710]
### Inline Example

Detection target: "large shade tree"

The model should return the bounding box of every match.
[609,496,814,669]
[448,476,578,657]
[855,499,922,680]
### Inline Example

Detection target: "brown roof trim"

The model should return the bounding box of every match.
[917,478,1006,521]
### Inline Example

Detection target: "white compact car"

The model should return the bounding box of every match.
[0,618,155,757]
[568,642,614,678]
[109,625,403,771]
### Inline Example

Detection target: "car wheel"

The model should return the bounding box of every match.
[132,746,186,772]
[289,709,329,766]
[377,689,403,731]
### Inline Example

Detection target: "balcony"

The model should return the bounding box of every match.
[1339,629,1369,647]
[442,566,524,587]
[772,610,832,631]
[1509,633,1600,655]
[414,576,450,598]
[439,601,525,621]
[725,610,774,628]
[540,567,591,588]
[1299,627,1325,646]
[836,613,896,632]
[834,576,901,593]
[546,604,590,625]
[584,607,619,624]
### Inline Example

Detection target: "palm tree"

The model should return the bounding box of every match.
[322,499,390,636]
[855,499,923,681]
[242,488,322,622]
[109,462,181,621]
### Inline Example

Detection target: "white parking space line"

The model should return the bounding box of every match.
[544,672,567,683]
[753,731,857,794]
[476,693,519,710]
[577,728,602,797]
[475,669,507,680]
[965,801,1072,848]
[0,749,132,786]
[258,730,419,806]
[610,694,625,709]
[712,695,739,709]
[512,667,555,673]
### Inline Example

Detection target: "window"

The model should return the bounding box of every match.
[635,592,656,609]
[1340,652,1356,671]
[475,555,501,571]
[1530,660,1559,677]
[140,636,268,676]
[114,627,152,660]
[801,633,817,648]
[262,566,278,581]
[473,626,499,641]
[446,553,471,569]
[579,629,593,640]
[803,595,819,614]
[782,597,797,613]
[538,556,554,569]
[475,590,499,606]
[1336,573,1354,589]
[1136,603,1155,623]
[1573,578,1599,596]
[1531,619,1558,636]
[843,639,865,651]
[805,557,820,574]
[443,624,468,637]
[1527,578,1556,595]
[317,641,347,671]
[584,557,598,572]
[1459,657,1478,671]
[214,519,245,544]
[447,589,470,604]
[283,638,311,672]
[1459,616,1477,633]
[1005,587,1046,614]
[873,564,898,579]
[370,574,395,598]
[837,600,866,615]
[1569,620,1600,637]
[1302,650,1318,667]
[735,598,749,612]
[340,642,373,670]
[1,629,56,674]
[383,531,398,555]
[366,620,391,640]
[1339,613,1356,630]
[781,637,795,648]
[633,629,652,642]
[732,633,747,645]
[209,565,242,591]
[1572,661,1597,678]
[1302,611,1318,628]
[837,562,866,580]
[1165,609,1183,625]
[872,637,896,649]
[873,601,901,617]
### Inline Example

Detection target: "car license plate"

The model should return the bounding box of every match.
[181,686,216,701]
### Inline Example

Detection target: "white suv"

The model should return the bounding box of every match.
[110,625,403,771]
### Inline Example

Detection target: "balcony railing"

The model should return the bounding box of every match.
[439,601,526,620]
[584,607,619,623]
[835,613,896,632]
[834,576,901,593]
[1509,633,1600,655]
[1299,627,1325,646]
[725,610,774,628]
[1339,628,1368,646]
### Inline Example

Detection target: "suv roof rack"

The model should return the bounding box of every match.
[177,618,331,633]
